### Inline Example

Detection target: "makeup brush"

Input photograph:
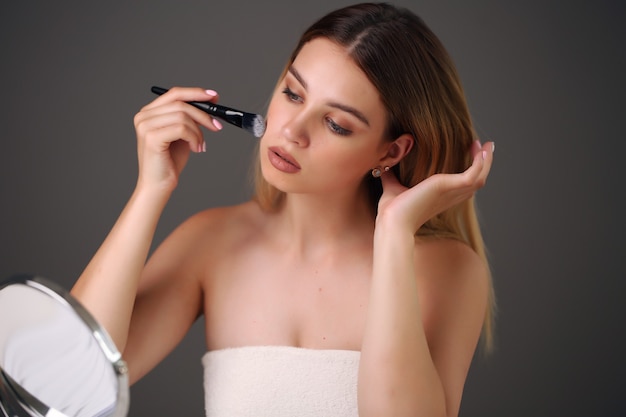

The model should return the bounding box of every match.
[151,86,266,138]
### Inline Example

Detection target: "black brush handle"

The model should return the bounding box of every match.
[150,86,244,128]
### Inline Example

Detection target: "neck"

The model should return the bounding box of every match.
[269,185,375,259]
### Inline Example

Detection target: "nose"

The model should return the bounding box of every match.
[281,111,310,147]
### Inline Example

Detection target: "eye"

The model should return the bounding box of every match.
[282,87,303,103]
[325,117,352,136]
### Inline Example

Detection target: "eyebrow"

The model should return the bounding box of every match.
[288,65,371,127]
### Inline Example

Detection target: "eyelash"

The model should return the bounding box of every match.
[325,117,351,136]
[281,87,352,136]
[282,87,302,103]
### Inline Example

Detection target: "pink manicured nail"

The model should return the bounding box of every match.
[202,142,206,153]
[212,118,223,130]
[482,150,487,160]
[205,89,217,96]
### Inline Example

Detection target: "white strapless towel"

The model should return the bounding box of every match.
[202,346,360,417]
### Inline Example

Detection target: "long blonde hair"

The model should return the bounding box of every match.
[253,3,495,349]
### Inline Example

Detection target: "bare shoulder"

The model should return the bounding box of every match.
[180,200,264,235]
[414,237,488,290]
[173,200,266,244]
[146,200,267,276]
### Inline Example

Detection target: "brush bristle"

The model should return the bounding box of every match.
[242,113,266,138]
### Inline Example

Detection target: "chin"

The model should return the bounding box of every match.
[259,158,291,193]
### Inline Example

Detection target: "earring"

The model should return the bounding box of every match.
[371,166,390,178]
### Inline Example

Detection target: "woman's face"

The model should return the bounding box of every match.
[260,37,391,197]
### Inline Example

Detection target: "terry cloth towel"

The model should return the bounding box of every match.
[202,345,360,417]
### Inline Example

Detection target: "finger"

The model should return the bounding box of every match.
[136,109,205,153]
[476,141,495,187]
[143,86,220,111]
[460,144,486,186]
[471,139,483,157]
[141,87,224,133]
[138,108,204,140]
[138,99,223,134]
[143,123,205,154]
[140,114,206,154]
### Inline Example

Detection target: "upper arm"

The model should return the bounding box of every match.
[415,239,490,417]
[122,213,210,384]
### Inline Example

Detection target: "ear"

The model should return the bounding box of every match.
[379,133,414,167]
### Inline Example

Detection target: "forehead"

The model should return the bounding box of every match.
[290,38,386,123]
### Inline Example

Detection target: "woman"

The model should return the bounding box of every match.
[72,2,495,416]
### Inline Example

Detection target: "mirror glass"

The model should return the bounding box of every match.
[0,275,129,417]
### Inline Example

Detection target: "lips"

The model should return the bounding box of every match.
[268,146,301,169]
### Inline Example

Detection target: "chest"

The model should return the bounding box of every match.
[203,247,372,351]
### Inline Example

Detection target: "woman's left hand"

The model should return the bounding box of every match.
[376,140,494,233]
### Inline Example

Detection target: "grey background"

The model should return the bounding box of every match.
[1,1,624,416]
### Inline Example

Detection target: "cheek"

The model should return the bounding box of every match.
[264,94,286,134]
[313,145,379,183]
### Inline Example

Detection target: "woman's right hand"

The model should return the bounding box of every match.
[71,87,223,352]
[133,87,224,192]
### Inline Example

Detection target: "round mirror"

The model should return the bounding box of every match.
[0,274,129,417]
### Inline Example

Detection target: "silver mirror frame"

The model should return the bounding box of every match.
[0,274,129,417]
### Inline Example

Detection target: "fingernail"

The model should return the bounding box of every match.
[492,142,496,152]
[205,89,218,96]
[212,118,223,130]
[482,150,487,160]
[202,142,206,153]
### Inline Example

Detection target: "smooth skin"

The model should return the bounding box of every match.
[72,38,494,417]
